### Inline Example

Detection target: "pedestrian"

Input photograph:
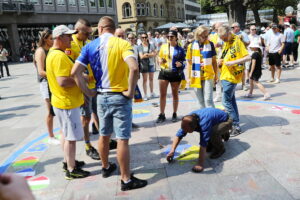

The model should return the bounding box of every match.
[156,30,186,123]
[282,22,295,67]
[65,18,100,160]
[34,29,60,145]
[291,24,300,64]
[71,16,147,191]
[0,44,10,78]
[245,43,271,100]
[138,33,158,100]
[46,25,90,179]
[266,24,285,83]
[217,25,250,136]
[166,108,232,173]
[186,25,217,109]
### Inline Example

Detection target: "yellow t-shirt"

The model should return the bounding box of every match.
[159,43,173,70]
[46,48,84,109]
[65,35,96,89]
[186,42,215,80]
[220,34,249,84]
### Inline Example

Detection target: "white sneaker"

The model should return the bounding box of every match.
[243,85,249,91]
[48,137,60,145]
[266,79,275,83]
[244,93,253,98]
[273,79,280,84]
[263,93,271,100]
[150,93,159,98]
[214,96,221,102]
[143,95,149,101]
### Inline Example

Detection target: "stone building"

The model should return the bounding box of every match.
[0,0,116,61]
[116,0,185,33]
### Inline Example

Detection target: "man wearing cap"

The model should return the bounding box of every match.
[71,16,147,191]
[282,22,295,67]
[46,25,90,179]
[166,108,232,173]
[65,18,100,161]
[266,24,285,83]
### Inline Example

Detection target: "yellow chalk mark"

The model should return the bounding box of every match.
[176,146,200,161]
[132,109,150,114]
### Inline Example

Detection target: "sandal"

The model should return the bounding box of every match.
[191,165,204,173]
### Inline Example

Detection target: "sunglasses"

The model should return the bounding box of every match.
[141,37,148,39]
[167,36,175,38]
[251,29,256,31]
[128,37,134,40]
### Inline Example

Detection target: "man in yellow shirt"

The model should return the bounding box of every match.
[46,25,90,179]
[71,16,147,191]
[218,25,250,137]
[65,18,100,160]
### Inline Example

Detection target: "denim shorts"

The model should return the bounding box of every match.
[97,93,132,139]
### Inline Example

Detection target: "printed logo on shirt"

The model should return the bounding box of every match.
[65,50,71,55]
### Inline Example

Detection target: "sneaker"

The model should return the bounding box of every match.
[121,174,148,191]
[150,93,159,99]
[213,96,221,102]
[273,79,280,84]
[102,162,117,178]
[244,93,253,98]
[132,123,139,129]
[263,93,271,100]
[48,137,60,145]
[109,139,117,150]
[171,112,177,122]
[156,113,166,123]
[65,168,90,180]
[266,79,275,83]
[242,85,248,91]
[63,160,85,172]
[86,146,100,160]
[230,126,242,137]
[143,95,149,101]
[210,148,225,159]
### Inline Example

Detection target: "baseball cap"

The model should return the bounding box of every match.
[284,22,290,26]
[272,24,278,28]
[167,30,178,37]
[52,25,77,38]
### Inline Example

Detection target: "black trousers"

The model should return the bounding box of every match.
[0,61,10,77]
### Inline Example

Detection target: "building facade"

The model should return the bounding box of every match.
[0,0,117,61]
[184,0,200,20]
[116,0,185,33]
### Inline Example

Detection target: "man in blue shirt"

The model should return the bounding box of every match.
[283,22,295,67]
[166,108,232,173]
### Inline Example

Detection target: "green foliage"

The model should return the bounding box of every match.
[261,0,298,16]
[198,0,227,14]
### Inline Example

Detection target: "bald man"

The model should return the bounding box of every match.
[166,108,232,173]
[115,28,125,39]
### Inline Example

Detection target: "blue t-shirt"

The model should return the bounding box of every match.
[176,108,229,147]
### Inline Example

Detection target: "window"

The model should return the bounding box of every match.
[80,0,86,7]
[107,0,112,8]
[146,2,150,16]
[177,7,180,19]
[141,3,145,16]
[137,3,140,16]
[182,8,185,20]
[57,0,64,5]
[69,0,76,6]
[122,3,131,18]
[98,0,104,7]
[29,0,39,4]
[160,5,164,17]
[153,3,157,17]
[89,0,95,7]
[44,0,52,5]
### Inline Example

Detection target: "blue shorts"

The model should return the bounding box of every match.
[97,93,132,139]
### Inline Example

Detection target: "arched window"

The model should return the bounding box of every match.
[137,3,141,16]
[146,2,151,16]
[141,3,145,16]
[153,3,157,17]
[160,5,164,17]
[122,3,131,18]
[177,7,180,19]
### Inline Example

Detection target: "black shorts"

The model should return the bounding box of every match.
[283,42,293,55]
[158,70,182,82]
[249,71,262,81]
[268,52,281,67]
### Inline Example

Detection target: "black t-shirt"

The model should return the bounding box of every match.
[250,52,262,74]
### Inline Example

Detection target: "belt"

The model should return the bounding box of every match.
[97,92,122,95]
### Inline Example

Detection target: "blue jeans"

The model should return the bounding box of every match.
[97,93,132,139]
[194,79,215,109]
[221,80,239,127]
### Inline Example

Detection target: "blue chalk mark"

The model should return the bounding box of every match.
[0,128,60,174]
[133,113,151,119]
[237,99,300,109]
[16,168,35,173]
[164,144,192,159]
[26,143,48,153]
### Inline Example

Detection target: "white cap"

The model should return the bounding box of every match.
[52,25,77,38]
[261,27,265,31]
[284,22,290,26]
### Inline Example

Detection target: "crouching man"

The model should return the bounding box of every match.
[166,108,232,173]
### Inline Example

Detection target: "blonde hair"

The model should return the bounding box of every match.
[218,25,231,37]
[38,29,52,47]
[194,25,209,41]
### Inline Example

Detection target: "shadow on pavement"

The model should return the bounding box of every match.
[0,104,39,113]
[0,143,14,148]
[1,94,34,100]
[0,113,27,120]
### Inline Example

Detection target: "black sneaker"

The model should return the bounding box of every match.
[86,146,100,160]
[63,160,85,172]
[132,123,139,129]
[171,112,177,122]
[121,174,148,191]
[92,123,99,135]
[102,162,117,178]
[156,113,166,123]
[65,168,90,180]
[109,139,117,150]
[230,126,242,137]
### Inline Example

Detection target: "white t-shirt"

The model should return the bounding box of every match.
[268,32,285,53]
[248,34,262,54]
[0,48,8,62]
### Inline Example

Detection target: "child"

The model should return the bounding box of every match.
[245,43,271,100]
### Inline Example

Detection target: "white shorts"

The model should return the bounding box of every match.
[53,107,83,141]
[39,80,50,99]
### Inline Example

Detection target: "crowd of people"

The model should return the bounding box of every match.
[1,16,300,199]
